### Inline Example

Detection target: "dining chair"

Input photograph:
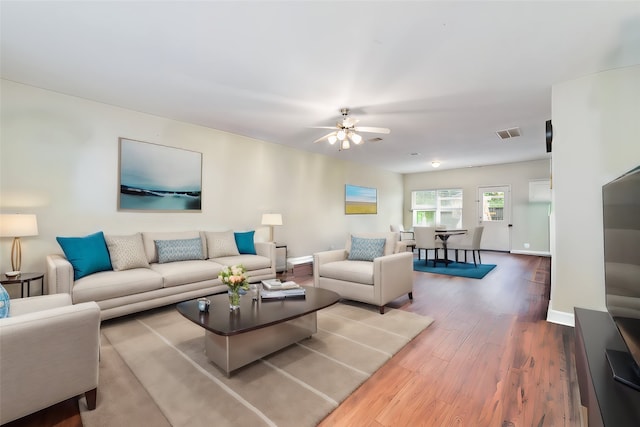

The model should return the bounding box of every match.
[449,226,485,267]
[390,224,416,252]
[413,226,444,267]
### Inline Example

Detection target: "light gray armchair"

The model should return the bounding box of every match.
[0,294,100,424]
[313,232,414,314]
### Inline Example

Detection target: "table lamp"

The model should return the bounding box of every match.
[0,214,39,276]
[261,213,282,242]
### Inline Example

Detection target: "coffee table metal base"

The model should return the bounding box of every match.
[204,312,316,377]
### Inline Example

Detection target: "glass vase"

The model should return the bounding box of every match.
[228,288,241,311]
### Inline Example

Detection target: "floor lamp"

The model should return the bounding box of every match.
[261,213,282,243]
[0,214,39,276]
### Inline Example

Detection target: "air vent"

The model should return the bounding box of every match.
[496,127,521,140]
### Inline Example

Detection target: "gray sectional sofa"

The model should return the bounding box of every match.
[46,230,276,320]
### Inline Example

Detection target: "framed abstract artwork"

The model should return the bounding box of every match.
[345,184,377,215]
[118,138,202,212]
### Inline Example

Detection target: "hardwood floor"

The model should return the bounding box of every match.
[319,252,581,427]
[5,252,581,427]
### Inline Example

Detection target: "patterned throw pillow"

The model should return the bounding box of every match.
[0,284,10,318]
[155,238,204,263]
[206,231,240,258]
[347,236,387,261]
[105,233,150,271]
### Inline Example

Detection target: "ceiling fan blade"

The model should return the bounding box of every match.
[354,126,391,134]
[313,131,336,143]
[310,126,338,130]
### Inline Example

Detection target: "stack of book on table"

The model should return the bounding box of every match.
[260,279,305,299]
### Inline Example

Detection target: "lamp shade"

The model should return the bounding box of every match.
[261,213,283,226]
[0,214,39,237]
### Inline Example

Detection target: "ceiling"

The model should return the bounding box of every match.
[2,1,640,174]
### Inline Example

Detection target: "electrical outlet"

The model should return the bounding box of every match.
[524,243,530,249]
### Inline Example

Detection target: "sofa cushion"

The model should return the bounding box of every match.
[56,231,113,280]
[72,268,163,304]
[234,231,256,255]
[142,231,205,263]
[211,254,272,270]
[149,260,224,288]
[347,236,386,261]
[155,237,204,263]
[319,260,374,285]
[346,232,399,257]
[205,231,240,258]
[105,233,150,271]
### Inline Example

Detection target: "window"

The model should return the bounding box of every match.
[481,191,505,221]
[412,189,463,228]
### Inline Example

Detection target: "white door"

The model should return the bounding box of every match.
[477,185,511,251]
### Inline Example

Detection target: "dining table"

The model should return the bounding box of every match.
[434,229,467,266]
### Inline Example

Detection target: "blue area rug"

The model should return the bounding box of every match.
[413,259,496,279]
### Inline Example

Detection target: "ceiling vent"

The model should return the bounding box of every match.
[496,127,521,140]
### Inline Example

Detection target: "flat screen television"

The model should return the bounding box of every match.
[603,165,640,391]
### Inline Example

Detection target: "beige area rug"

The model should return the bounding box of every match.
[80,302,433,427]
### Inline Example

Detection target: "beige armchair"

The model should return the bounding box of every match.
[313,232,414,314]
[0,294,100,424]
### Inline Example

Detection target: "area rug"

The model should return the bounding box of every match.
[80,302,433,427]
[413,259,497,279]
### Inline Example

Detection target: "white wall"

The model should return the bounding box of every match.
[403,159,552,254]
[549,65,640,325]
[0,80,404,294]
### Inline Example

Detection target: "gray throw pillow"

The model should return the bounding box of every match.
[105,233,150,271]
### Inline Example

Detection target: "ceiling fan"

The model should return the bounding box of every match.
[313,108,391,150]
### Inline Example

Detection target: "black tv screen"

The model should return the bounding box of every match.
[603,165,640,390]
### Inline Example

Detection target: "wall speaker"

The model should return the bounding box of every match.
[545,120,553,153]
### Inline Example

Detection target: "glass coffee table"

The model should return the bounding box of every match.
[176,286,340,376]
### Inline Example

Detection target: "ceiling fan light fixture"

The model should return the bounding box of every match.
[349,131,363,144]
[328,135,337,144]
[341,140,350,150]
[337,130,346,141]
[431,161,441,168]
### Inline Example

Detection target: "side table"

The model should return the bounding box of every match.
[0,273,45,298]
[275,243,288,276]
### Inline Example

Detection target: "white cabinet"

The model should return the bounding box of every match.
[529,180,551,203]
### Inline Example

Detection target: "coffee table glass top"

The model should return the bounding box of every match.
[176,286,340,336]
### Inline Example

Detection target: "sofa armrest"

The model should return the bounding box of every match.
[0,301,100,424]
[46,254,74,295]
[9,294,73,317]
[255,241,275,259]
[313,249,348,286]
[373,252,414,302]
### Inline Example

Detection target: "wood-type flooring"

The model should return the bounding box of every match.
[5,252,582,427]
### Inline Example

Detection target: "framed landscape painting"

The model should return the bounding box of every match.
[118,138,202,212]
[345,184,377,215]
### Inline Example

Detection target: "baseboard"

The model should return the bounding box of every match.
[510,250,552,257]
[287,255,313,265]
[546,306,575,327]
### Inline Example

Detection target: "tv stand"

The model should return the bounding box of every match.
[574,308,640,426]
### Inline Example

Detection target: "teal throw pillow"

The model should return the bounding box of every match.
[348,236,386,261]
[0,284,10,318]
[234,231,256,255]
[155,238,204,263]
[56,231,113,280]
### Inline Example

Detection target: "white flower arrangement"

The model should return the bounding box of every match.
[218,264,250,292]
